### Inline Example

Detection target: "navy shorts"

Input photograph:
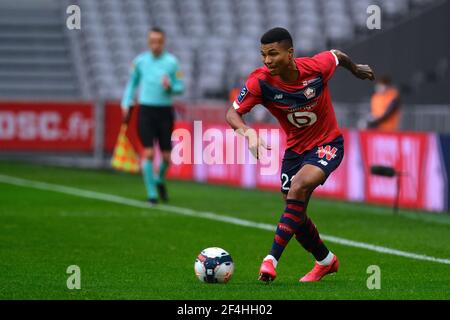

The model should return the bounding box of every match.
[280,135,344,194]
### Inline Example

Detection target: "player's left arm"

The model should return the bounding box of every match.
[166,59,184,95]
[331,49,375,81]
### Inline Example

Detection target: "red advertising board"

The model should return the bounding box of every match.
[253,123,286,191]
[104,101,142,153]
[104,102,193,180]
[2,100,441,211]
[104,101,125,153]
[0,101,94,151]
[165,120,194,180]
[188,122,244,186]
[359,130,428,209]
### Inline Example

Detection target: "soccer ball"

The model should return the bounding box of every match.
[194,247,234,283]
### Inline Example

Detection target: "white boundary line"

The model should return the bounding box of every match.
[1,174,450,265]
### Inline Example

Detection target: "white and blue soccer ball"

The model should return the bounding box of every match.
[194,247,234,283]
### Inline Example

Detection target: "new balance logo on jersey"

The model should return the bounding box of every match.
[318,159,328,166]
[316,145,337,161]
[274,94,283,100]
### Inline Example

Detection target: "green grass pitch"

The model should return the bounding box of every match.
[1,161,450,300]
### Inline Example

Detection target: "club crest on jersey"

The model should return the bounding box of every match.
[237,85,248,103]
[316,145,337,161]
[303,87,316,99]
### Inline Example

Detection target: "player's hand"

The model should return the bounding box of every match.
[162,75,171,91]
[122,107,132,124]
[236,127,271,160]
[352,64,375,81]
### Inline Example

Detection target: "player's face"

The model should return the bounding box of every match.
[260,43,291,76]
[148,31,165,56]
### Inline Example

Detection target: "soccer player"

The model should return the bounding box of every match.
[121,27,184,204]
[226,28,374,282]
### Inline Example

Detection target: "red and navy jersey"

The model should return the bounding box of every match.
[233,51,342,155]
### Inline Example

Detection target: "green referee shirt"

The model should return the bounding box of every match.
[121,51,184,109]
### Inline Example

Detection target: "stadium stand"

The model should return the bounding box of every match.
[0,0,447,131]
[60,0,444,102]
[0,0,81,99]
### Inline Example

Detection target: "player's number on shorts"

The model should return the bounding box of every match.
[281,173,294,191]
[287,111,317,128]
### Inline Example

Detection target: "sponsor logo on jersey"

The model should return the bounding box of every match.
[318,159,328,166]
[288,101,317,113]
[316,145,338,161]
[237,85,248,103]
[303,77,320,87]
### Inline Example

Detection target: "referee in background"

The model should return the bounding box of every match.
[121,27,184,204]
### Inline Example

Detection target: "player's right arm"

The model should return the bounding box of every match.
[225,77,270,159]
[121,58,141,123]
[225,107,248,132]
[226,107,271,160]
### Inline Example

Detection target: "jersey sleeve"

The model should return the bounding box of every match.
[121,56,141,109]
[232,73,263,115]
[169,57,184,95]
[310,51,339,83]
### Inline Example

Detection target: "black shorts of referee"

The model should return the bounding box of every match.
[138,105,174,151]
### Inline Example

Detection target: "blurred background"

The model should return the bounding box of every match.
[2,1,450,302]
[0,0,449,212]
[0,0,448,123]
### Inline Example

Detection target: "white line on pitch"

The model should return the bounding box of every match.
[1,174,450,266]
